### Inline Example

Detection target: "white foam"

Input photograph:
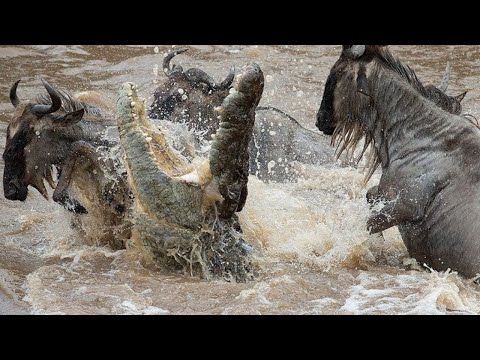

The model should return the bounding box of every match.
[340,270,480,315]
[114,301,169,315]
[179,171,200,184]
[239,168,396,272]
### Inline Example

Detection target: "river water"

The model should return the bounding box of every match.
[1,45,480,315]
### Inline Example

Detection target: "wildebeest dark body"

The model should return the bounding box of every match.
[317,45,480,278]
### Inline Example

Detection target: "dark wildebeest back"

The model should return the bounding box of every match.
[250,107,334,182]
[317,45,480,278]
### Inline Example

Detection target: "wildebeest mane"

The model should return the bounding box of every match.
[374,46,464,115]
[373,47,426,93]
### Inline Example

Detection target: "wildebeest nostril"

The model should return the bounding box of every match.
[4,183,19,200]
[4,181,27,201]
[316,111,335,135]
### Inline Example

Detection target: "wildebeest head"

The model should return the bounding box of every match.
[316,45,467,136]
[148,48,235,138]
[2,79,85,201]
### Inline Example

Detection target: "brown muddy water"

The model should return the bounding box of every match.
[1,45,480,315]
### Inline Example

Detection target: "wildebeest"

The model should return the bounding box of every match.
[316,45,480,278]
[149,48,234,138]
[2,79,132,249]
[316,50,468,136]
[150,48,335,183]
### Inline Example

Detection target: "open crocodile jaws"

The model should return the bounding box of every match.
[116,63,264,281]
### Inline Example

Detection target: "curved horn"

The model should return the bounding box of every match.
[184,68,216,90]
[342,45,366,59]
[216,65,235,90]
[31,78,62,116]
[455,91,467,102]
[438,61,450,93]
[10,79,21,108]
[163,48,189,77]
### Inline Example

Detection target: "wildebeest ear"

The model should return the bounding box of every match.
[356,66,370,96]
[454,91,467,102]
[52,109,85,127]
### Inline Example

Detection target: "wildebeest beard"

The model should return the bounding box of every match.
[330,75,378,183]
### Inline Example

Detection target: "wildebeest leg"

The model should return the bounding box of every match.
[53,140,117,214]
[366,185,380,205]
[366,184,396,208]
[367,200,412,234]
[366,173,441,234]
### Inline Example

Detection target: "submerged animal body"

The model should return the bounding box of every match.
[150,48,335,183]
[251,107,334,182]
[2,79,132,249]
[317,45,480,278]
[116,63,265,282]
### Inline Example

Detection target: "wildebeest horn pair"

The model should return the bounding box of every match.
[163,47,235,91]
[10,78,62,115]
